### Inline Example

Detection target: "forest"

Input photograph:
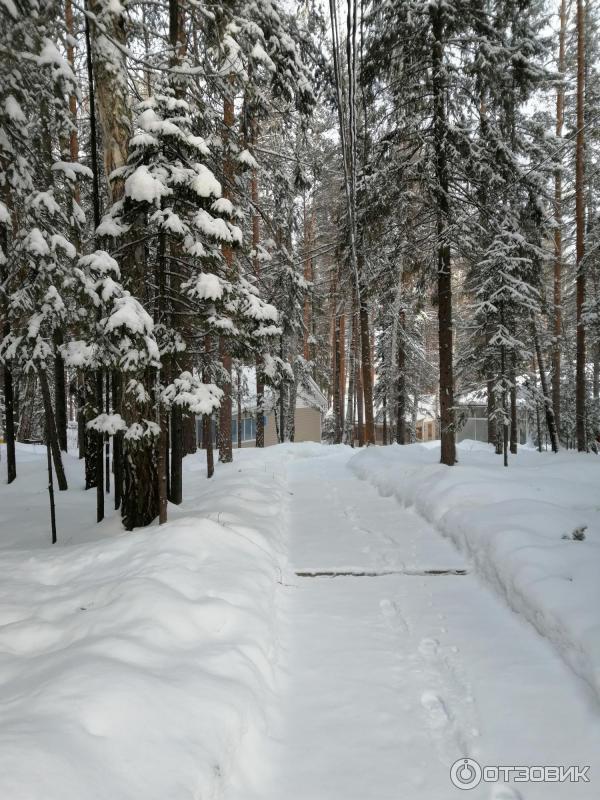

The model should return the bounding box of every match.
[1,0,599,529]
[1,2,600,799]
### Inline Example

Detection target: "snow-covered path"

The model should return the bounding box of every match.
[231,447,600,800]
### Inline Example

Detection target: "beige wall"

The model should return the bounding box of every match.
[237,407,321,447]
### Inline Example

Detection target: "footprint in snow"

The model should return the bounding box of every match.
[420,690,451,730]
[418,637,439,657]
[379,598,409,633]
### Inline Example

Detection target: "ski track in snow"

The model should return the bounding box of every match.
[227,446,600,800]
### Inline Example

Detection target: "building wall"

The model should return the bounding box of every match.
[232,406,322,448]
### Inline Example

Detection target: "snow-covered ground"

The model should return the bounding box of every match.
[0,443,288,800]
[1,441,599,799]
[350,440,600,703]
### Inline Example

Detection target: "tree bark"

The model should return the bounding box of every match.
[169,404,183,504]
[575,0,586,451]
[112,371,122,509]
[430,4,456,466]
[95,370,104,521]
[343,308,356,444]
[218,89,235,464]
[359,298,375,445]
[156,370,167,525]
[396,305,407,444]
[46,424,57,544]
[333,307,344,443]
[1,220,16,482]
[2,364,17,483]
[532,319,559,453]
[54,328,68,452]
[509,353,518,455]
[552,0,567,436]
[39,369,68,491]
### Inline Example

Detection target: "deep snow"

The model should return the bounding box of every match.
[0,443,288,800]
[1,440,599,799]
[349,440,600,703]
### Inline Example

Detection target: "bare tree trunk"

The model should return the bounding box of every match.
[46,424,58,544]
[54,330,68,454]
[339,312,345,433]
[334,308,344,443]
[396,306,407,444]
[104,374,110,492]
[532,319,559,453]
[487,376,496,445]
[356,341,364,447]
[248,124,265,448]
[170,404,183,504]
[2,363,16,483]
[510,352,518,455]
[552,0,567,436]
[156,370,167,524]
[237,367,242,449]
[39,369,68,491]
[95,370,104,521]
[430,5,456,466]
[575,0,587,451]
[112,371,122,509]
[85,11,105,520]
[218,90,235,463]
[343,309,356,444]
[86,0,130,199]
[0,221,16,483]
[359,296,375,445]
[303,200,314,362]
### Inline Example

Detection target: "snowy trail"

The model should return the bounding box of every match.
[229,447,600,800]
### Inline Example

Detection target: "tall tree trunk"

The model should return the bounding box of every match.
[552,0,567,436]
[575,0,587,451]
[54,339,68,453]
[39,369,68,490]
[431,6,456,466]
[2,363,16,483]
[532,319,559,453]
[509,353,518,455]
[104,374,110,493]
[356,341,364,447]
[343,309,356,444]
[339,311,345,433]
[333,307,344,443]
[156,370,167,524]
[203,415,214,478]
[112,371,122,509]
[218,90,235,464]
[170,404,183,504]
[396,306,407,444]
[1,221,16,483]
[183,415,196,455]
[46,423,58,544]
[248,122,265,448]
[487,376,497,445]
[359,296,375,445]
[237,367,242,449]
[303,201,314,362]
[95,370,104,521]
[86,0,130,199]
[203,335,214,478]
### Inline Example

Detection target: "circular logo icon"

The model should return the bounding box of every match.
[450,758,483,790]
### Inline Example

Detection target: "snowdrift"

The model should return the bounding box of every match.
[0,446,287,800]
[350,441,600,701]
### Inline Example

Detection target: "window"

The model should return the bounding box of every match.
[231,415,266,443]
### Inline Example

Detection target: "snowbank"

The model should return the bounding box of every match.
[349,441,600,701]
[0,444,288,800]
